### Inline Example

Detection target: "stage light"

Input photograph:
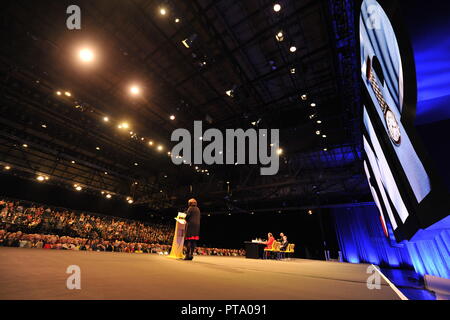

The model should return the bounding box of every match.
[301,94,308,100]
[175,18,180,23]
[290,46,297,53]
[308,210,313,215]
[56,91,62,96]
[127,199,134,204]
[167,152,171,156]
[157,145,163,151]
[134,182,138,185]
[4,166,11,170]
[159,7,167,15]
[79,48,94,62]
[22,144,28,148]
[316,130,321,135]
[36,175,45,182]
[75,186,82,191]
[170,115,175,120]
[96,147,100,150]
[65,91,71,97]
[274,4,281,12]
[225,90,234,97]
[322,135,327,138]
[71,160,76,164]
[130,86,140,95]
[317,120,322,124]
[309,114,316,119]
[103,117,109,122]
[106,194,112,199]
[226,181,230,184]
[290,68,296,74]
[275,31,284,42]
[41,124,47,128]
[323,148,328,151]
[104,172,108,175]
[134,162,138,166]
[182,34,197,49]
[148,141,154,146]
[277,148,283,155]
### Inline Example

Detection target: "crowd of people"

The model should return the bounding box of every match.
[0,199,245,257]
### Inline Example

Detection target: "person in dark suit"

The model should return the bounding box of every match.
[184,198,201,261]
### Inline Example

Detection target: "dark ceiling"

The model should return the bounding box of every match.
[0,0,369,214]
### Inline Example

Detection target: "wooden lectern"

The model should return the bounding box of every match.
[168,212,187,259]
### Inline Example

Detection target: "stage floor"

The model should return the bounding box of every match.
[0,247,401,300]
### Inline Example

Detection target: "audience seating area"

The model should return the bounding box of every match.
[0,199,245,257]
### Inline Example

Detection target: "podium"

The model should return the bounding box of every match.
[168,212,187,259]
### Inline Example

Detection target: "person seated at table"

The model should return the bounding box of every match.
[264,233,275,249]
[280,234,289,251]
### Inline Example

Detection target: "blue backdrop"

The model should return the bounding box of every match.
[332,204,450,279]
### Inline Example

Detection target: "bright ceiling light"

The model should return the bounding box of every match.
[127,199,134,204]
[226,90,234,97]
[160,8,167,15]
[311,103,317,107]
[148,141,154,146]
[22,144,28,148]
[170,115,175,120]
[290,46,297,53]
[157,145,163,151]
[106,194,112,199]
[290,68,296,74]
[275,31,284,42]
[175,18,180,23]
[4,166,11,170]
[301,94,308,100]
[317,120,322,124]
[79,48,94,62]
[130,86,140,95]
[316,130,321,135]
[75,186,82,191]
[277,148,283,155]
[36,175,45,182]
[56,91,62,96]
[274,4,282,12]
[103,117,109,122]
[65,91,71,97]
[322,135,327,138]
[96,147,100,150]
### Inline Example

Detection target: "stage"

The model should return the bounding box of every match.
[0,247,402,300]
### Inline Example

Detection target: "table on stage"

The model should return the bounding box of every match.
[244,241,266,259]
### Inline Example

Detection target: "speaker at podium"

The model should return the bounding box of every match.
[168,212,187,259]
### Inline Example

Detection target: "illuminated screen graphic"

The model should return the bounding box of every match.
[359,0,449,241]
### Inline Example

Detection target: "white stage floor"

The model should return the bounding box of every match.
[0,247,401,300]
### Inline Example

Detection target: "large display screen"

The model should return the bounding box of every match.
[358,0,450,241]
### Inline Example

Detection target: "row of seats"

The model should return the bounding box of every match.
[264,242,296,260]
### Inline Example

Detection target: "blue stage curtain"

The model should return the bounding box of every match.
[332,204,413,268]
[332,204,450,279]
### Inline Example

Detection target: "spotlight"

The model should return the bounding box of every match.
[323,148,328,151]
[182,34,197,49]
[134,162,139,166]
[170,115,175,120]
[273,4,281,12]
[322,135,327,138]
[157,145,163,151]
[277,148,283,155]
[65,91,71,97]
[289,46,297,53]
[130,86,140,95]
[127,199,134,204]
[56,91,62,96]
[71,161,76,164]
[148,141,154,146]
[167,152,171,156]
[316,130,321,135]
[159,8,167,15]
[225,90,234,97]
[75,186,82,191]
[308,210,313,215]
[106,194,112,199]
[103,117,109,122]
[36,175,45,182]
[311,103,317,107]
[41,124,47,128]
[301,94,308,100]
[104,172,108,175]
[290,68,296,74]
[79,48,94,62]
[22,144,28,148]
[96,147,100,150]
[4,166,11,170]
[317,120,322,124]
[175,18,180,23]
[119,122,129,129]
[275,31,284,42]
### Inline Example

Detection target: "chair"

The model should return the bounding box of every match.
[285,244,295,260]
[264,241,280,259]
